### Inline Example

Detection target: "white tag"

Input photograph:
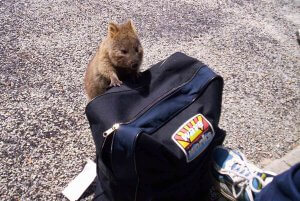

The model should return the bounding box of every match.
[62,159,97,201]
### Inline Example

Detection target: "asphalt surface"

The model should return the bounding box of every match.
[1,0,299,200]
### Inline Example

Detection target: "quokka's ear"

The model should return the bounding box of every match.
[108,22,119,37]
[126,19,137,34]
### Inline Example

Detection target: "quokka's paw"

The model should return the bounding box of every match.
[109,74,123,87]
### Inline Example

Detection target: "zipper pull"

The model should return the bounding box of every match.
[103,123,120,137]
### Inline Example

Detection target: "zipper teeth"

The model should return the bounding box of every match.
[118,64,203,126]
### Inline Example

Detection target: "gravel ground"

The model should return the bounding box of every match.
[0,0,299,200]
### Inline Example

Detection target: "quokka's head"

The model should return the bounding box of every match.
[106,20,143,72]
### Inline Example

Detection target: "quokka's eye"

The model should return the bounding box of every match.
[121,49,128,54]
[135,47,139,52]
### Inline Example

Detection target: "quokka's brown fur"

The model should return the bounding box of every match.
[84,20,143,101]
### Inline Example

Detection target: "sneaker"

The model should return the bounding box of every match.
[211,146,276,201]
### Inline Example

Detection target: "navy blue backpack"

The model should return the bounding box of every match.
[85,52,226,201]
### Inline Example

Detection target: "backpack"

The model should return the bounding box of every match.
[85,52,226,201]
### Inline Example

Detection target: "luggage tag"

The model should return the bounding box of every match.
[62,159,96,201]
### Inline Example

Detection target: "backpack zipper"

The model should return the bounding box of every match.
[103,123,120,137]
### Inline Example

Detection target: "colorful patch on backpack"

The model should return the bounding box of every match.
[172,114,215,162]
